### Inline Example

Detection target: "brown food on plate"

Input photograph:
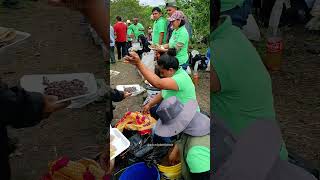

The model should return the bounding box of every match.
[124,86,137,93]
[42,77,88,100]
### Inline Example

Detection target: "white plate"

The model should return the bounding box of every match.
[110,128,130,160]
[20,73,97,104]
[116,84,145,96]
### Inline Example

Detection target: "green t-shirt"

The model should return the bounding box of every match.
[210,16,288,160]
[127,28,133,41]
[221,0,245,12]
[129,23,145,39]
[161,68,200,111]
[169,25,189,65]
[152,16,167,45]
[186,146,210,173]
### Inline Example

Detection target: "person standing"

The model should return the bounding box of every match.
[151,7,167,45]
[126,20,133,50]
[114,16,128,61]
[110,25,116,64]
[165,0,192,42]
[130,18,149,52]
[130,17,145,40]
[156,11,190,70]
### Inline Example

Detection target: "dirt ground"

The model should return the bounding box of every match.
[0,2,106,179]
[255,26,320,167]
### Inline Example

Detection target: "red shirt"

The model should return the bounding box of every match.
[114,22,127,42]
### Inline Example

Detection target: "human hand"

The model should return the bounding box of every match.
[142,104,151,114]
[123,92,132,98]
[42,95,71,119]
[168,144,180,165]
[123,51,141,65]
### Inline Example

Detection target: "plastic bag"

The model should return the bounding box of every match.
[242,14,261,41]
[139,51,155,80]
[115,111,157,135]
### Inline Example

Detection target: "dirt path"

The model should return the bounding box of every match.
[110,61,210,124]
[269,26,320,167]
[0,2,106,179]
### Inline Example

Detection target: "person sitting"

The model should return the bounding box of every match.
[210,0,288,163]
[124,48,199,120]
[153,96,210,180]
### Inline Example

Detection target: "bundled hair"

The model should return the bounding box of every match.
[158,48,179,70]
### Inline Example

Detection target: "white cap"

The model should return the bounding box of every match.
[126,20,131,24]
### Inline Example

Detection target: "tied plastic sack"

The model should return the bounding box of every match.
[139,51,155,80]
[41,157,109,180]
[115,111,157,135]
[242,14,261,41]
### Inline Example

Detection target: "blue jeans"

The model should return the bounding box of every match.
[221,0,253,28]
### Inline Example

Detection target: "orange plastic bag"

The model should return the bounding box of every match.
[115,111,157,135]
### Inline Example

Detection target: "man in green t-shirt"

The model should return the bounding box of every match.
[211,0,288,160]
[126,20,133,49]
[129,18,145,40]
[151,7,167,45]
[220,0,252,28]
[129,17,150,52]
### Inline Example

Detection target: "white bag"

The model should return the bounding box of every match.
[139,51,155,80]
[242,14,261,41]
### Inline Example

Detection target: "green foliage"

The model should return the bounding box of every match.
[176,0,210,41]
[110,0,154,30]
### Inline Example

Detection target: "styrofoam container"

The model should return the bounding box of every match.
[116,84,145,96]
[110,128,130,160]
[0,29,31,64]
[20,73,97,104]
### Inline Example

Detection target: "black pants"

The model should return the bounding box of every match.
[115,41,127,60]
[138,35,150,52]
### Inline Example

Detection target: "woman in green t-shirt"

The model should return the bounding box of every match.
[124,48,199,118]
[157,11,189,70]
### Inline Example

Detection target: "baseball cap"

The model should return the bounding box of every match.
[169,10,185,22]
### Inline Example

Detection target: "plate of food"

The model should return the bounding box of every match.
[20,73,97,104]
[110,128,130,160]
[116,84,145,96]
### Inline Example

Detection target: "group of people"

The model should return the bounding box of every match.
[113,1,210,179]
[110,0,193,71]
[110,16,148,63]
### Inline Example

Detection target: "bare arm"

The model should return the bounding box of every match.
[211,66,221,92]
[136,62,178,90]
[159,32,164,45]
[126,52,178,90]
[148,93,163,107]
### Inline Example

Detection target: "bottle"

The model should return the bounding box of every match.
[265,28,284,71]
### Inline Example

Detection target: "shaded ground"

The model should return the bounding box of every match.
[254,26,320,167]
[0,1,106,179]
